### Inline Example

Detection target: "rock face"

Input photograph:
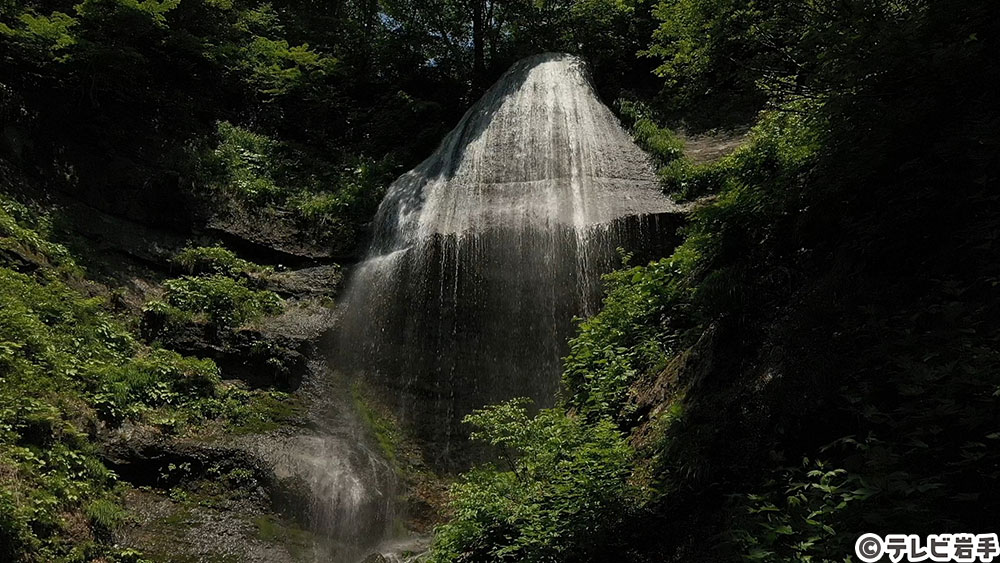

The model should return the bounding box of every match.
[332,53,685,465]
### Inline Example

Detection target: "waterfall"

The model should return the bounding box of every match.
[305,52,683,560]
[332,52,682,470]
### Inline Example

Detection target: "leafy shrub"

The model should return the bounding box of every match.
[730,458,872,562]
[562,254,692,421]
[86,498,126,538]
[201,122,392,251]
[292,191,345,221]
[161,274,282,327]
[0,268,136,390]
[289,156,391,246]
[139,298,194,338]
[658,157,728,201]
[205,122,387,215]
[208,121,285,203]
[237,35,338,96]
[0,257,181,558]
[172,245,267,277]
[557,4,1000,561]
[0,488,37,561]
[0,196,75,270]
[616,99,685,168]
[90,350,220,423]
[430,400,642,562]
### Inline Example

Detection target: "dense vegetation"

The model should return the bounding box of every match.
[1,0,657,252]
[0,0,662,559]
[428,1,1000,562]
[3,0,999,560]
[0,199,301,560]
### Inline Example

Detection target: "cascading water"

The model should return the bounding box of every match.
[252,363,399,561]
[332,52,683,472]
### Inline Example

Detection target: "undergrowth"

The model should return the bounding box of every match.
[203,122,392,251]
[0,197,297,561]
[145,245,283,334]
[430,2,1000,558]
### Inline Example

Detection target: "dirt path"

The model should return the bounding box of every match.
[678,130,748,164]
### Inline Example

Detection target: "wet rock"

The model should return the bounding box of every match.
[254,298,337,342]
[102,435,319,518]
[56,198,191,267]
[116,488,308,563]
[140,315,315,390]
[223,327,311,389]
[264,264,342,298]
[0,245,43,272]
[102,437,276,493]
[207,202,354,265]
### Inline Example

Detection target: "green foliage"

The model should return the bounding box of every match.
[290,157,390,221]
[0,268,136,392]
[236,36,338,96]
[206,122,285,203]
[430,399,642,562]
[644,0,769,116]
[0,488,37,562]
[500,0,648,90]
[0,265,137,559]
[0,0,391,250]
[656,102,820,205]
[1,0,668,254]
[86,497,126,536]
[562,253,692,420]
[658,157,726,201]
[0,198,297,560]
[440,2,1000,560]
[201,121,392,249]
[731,459,871,562]
[90,350,221,424]
[616,99,685,168]
[160,274,281,327]
[434,106,838,559]
[0,196,75,269]
[3,0,998,560]
[148,242,281,337]
[614,98,740,201]
[661,108,820,319]
[552,2,1000,561]
[172,245,266,277]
